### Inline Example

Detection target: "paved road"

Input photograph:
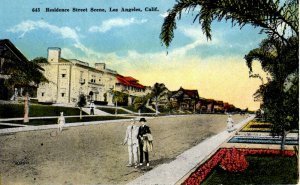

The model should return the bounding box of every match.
[126,116,254,185]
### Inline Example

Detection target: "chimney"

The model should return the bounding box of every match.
[47,47,61,63]
[95,63,106,70]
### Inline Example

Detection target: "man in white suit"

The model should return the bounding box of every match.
[123,119,139,168]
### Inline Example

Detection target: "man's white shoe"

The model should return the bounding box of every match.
[126,164,132,167]
[146,163,149,167]
[139,163,143,166]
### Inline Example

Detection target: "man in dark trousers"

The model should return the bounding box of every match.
[137,117,151,167]
[90,102,95,115]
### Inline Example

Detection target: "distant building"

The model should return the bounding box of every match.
[198,98,237,113]
[37,47,149,105]
[37,48,116,105]
[171,87,200,111]
[115,75,151,105]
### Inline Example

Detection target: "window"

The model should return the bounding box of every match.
[41,92,45,97]
[90,75,96,83]
[61,69,67,78]
[61,93,65,97]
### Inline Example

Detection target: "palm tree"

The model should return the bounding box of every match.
[150,83,169,115]
[160,0,298,150]
[160,0,298,48]
[245,36,298,150]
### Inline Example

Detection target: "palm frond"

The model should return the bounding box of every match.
[160,0,199,48]
[160,0,299,47]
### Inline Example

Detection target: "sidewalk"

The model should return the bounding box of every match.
[0,118,134,134]
[126,115,254,185]
[81,107,111,115]
[0,116,156,134]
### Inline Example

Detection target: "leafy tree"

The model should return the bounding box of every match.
[31,57,48,64]
[165,90,176,113]
[150,83,169,115]
[112,90,128,114]
[160,0,298,48]
[133,95,149,115]
[3,57,48,89]
[2,56,48,123]
[165,100,176,114]
[77,94,87,119]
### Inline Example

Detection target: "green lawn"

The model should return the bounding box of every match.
[0,125,21,129]
[0,104,87,118]
[1,116,130,126]
[202,155,298,185]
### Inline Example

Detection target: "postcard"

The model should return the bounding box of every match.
[0,0,298,184]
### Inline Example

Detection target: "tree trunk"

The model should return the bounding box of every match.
[155,97,158,115]
[280,130,287,151]
[115,101,118,115]
[23,93,29,123]
[80,107,82,120]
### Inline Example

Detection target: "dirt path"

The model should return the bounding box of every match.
[0,114,246,185]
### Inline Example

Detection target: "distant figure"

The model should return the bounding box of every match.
[227,114,234,132]
[10,88,18,100]
[123,119,139,168]
[90,102,95,115]
[138,118,152,167]
[57,112,65,133]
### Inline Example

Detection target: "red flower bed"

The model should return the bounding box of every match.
[220,147,248,172]
[182,148,295,185]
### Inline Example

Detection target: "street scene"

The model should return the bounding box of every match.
[0,0,298,184]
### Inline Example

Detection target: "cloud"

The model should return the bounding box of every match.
[160,12,169,18]
[8,20,80,42]
[167,27,220,56]
[89,18,147,33]
[180,27,206,41]
[58,36,263,110]
[7,20,262,110]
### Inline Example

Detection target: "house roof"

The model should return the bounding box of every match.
[183,89,199,99]
[0,39,29,63]
[116,75,145,89]
[0,39,29,80]
[172,87,199,99]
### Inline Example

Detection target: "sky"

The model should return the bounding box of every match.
[0,0,268,110]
